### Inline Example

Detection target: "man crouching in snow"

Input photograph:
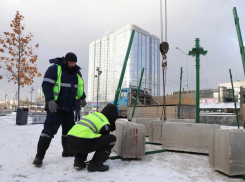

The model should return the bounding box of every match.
[67,103,118,172]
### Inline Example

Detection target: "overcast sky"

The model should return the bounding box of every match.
[0,0,245,101]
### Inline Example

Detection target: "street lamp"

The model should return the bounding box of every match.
[176,47,189,94]
[30,87,34,106]
[4,94,8,109]
[95,67,102,112]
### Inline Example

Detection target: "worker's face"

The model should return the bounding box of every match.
[65,61,76,68]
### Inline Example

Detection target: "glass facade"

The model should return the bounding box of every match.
[88,25,160,102]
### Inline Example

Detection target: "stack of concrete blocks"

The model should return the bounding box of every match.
[113,119,145,159]
[209,129,245,176]
[132,118,160,136]
[162,123,220,154]
[127,105,196,119]
[30,115,46,124]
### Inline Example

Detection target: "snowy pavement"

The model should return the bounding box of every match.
[0,113,244,182]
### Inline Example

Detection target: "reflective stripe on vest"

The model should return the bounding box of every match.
[67,112,110,139]
[43,64,84,100]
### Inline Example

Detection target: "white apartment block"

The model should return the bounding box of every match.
[88,24,160,102]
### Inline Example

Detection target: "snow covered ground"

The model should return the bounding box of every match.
[0,113,244,182]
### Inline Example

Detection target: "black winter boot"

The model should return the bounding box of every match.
[74,154,87,170]
[62,136,75,157]
[87,161,109,172]
[33,136,52,167]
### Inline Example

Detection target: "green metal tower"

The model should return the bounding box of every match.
[131,68,145,120]
[188,38,207,123]
[113,30,135,106]
[233,7,245,77]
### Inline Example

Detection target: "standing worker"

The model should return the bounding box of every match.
[75,99,83,122]
[33,52,86,167]
[67,103,118,172]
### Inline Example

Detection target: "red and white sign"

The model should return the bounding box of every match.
[206,98,219,103]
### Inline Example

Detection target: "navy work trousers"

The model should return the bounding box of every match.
[75,109,81,122]
[42,111,75,138]
[67,134,116,163]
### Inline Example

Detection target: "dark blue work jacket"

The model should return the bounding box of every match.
[42,57,86,112]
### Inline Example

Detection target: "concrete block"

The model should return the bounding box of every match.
[0,110,12,116]
[166,119,195,123]
[209,129,245,176]
[148,119,196,144]
[162,123,220,154]
[200,115,242,126]
[4,110,12,114]
[28,112,46,116]
[30,115,46,124]
[132,118,160,136]
[149,120,163,144]
[0,111,6,116]
[113,119,145,159]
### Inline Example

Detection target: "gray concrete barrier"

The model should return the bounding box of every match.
[162,123,220,154]
[30,115,46,124]
[209,129,245,176]
[149,120,163,144]
[113,119,145,159]
[148,119,196,144]
[0,110,12,116]
[132,118,160,136]
[200,115,242,126]
[166,119,195,123]
[28,112,46,116]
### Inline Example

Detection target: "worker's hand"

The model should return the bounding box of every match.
[48,100,58,113]
[80,98,87,108]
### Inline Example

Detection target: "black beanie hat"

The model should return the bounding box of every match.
[101,103,118,132]
[65,52,77,63]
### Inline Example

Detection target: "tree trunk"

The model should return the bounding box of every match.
[18,79,20,107]
[18,20,20,108]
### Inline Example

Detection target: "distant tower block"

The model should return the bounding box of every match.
[113,120,145,159]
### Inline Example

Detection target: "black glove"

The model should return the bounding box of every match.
[80,98,86,107]
[48,100,58,113]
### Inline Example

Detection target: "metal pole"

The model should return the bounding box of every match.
[186,55,188,94]
[165,0,167,42]
[196,38,200,123]
[176,47,188,94]
[178,67,183,118]
[4,94,7,108]
[131,68,145,120]
[229,69,240,129]
[233,7,245,77]
[160,0,163,43]
[113,30,135,106]
[97,68,99,112]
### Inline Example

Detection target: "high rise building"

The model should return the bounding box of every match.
[88,24,160,102]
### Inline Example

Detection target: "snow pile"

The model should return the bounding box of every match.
[0,113,243,182]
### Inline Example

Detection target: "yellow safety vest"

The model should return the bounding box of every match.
[68,112,110,139]
[44,64,84,100]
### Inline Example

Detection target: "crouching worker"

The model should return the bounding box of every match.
[67,103,118,172]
